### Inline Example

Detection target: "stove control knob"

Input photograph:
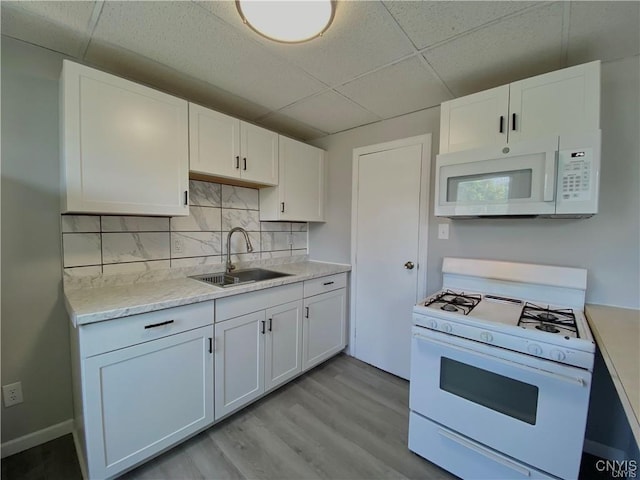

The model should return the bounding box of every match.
[527,344,543,355]
[480,332,493,343]
[550,349,566,361]
[428,320,438,329]
[441,323,452,333]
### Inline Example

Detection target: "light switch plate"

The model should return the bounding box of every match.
[438,223,450,240]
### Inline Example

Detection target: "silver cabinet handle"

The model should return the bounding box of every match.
[404,261,415,270]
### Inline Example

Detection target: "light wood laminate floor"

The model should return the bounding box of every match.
[1,354,607,479]
[2,354,454,480]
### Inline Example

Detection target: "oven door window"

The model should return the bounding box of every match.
[440,357,539,425]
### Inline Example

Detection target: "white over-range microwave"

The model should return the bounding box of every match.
[434,131,601,218]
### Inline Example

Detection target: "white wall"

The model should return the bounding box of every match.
[1,38,73,443]
[310,55,640,310]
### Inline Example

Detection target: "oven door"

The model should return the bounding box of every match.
[410,326,591,479]
[435,136,558,217]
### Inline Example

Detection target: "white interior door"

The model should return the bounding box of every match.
[351,135,430,379]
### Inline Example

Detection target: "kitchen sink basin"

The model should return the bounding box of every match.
[191,268,292,288]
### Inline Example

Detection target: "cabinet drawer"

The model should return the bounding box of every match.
[79,301,214,358]
[216,283,303,322]
[303,273,347,297]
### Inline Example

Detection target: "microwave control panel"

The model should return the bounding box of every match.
[559,148,593,202]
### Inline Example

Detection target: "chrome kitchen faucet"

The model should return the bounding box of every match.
[226,227,253,273]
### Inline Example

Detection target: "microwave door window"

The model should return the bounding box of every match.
[447,169,533,203]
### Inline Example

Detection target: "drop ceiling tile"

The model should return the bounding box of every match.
[384,1,538,50]
[336,56,452,119]
[197,0,415,86]
[276,91,380,134]
[424,3,565,97]
[567,1,640,65]
[1,1,96,57]
[91,1,325,111]
[84,40,270,121]
[256,113,328,142]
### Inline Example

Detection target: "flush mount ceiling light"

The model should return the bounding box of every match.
[236,0,335,44]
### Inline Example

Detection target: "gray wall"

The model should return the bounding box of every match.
[1,38,73,442]
[309,54,640,460]
[310,55,640,310]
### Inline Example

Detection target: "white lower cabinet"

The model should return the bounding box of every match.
[303,288,347,370]
[71,301,215,480]
[265,300,304,391]
[72,275,347,479]
[214,310,265,419]
[214,299,304,420]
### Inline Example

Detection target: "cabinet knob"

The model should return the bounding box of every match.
[235,156,240,169]
[243,157,247,170]
[281,202,285,213]
[404,261,415,270]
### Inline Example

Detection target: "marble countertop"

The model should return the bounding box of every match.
[65,261,351,326]
[585,304,640,447]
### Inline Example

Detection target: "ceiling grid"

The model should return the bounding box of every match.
[1,0,637,140]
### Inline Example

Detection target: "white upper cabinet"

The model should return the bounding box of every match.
[439,61,600,153]
[60,60,189,216]
[189,104,240,179]
[240,122,279,185]
[440,85,510,154]
[260,135,325,222]
[189,103,278,186]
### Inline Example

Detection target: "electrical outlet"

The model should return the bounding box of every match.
[173,237,184,254]
[3,382,23,407]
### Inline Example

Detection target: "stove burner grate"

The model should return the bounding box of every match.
[519,302,578,337]
[424,290,481,315]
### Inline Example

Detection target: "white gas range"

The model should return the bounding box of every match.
[409,258,595,480]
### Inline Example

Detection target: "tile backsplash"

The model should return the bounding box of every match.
[61,180,308,277]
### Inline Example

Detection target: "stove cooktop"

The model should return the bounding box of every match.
[417,289,588,341]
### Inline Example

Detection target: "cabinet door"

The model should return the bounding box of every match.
[240,122,278,185]
[439,85,509,153]
[303,289,346,371]
[60,60,189,216]
[280,136,325,221]
[214,311,265,419]
[189,103,240,179]
[83,326,213,479]
[508,61,600,144]
[265,300,303,392]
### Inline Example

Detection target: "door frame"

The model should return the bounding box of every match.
[349,134,432,356]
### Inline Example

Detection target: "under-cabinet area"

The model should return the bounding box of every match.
[66,264,348,479]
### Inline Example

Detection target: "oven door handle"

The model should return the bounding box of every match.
[438,428,532,477]
[412,332,586,387]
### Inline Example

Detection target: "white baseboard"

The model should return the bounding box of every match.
[584,439,627,461]
[72,430,88,480]
[1,419,74,458]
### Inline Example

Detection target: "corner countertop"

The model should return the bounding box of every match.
[585,304,640,446]
[65,261,351,327]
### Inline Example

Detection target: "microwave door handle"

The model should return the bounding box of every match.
[543,150,558,202]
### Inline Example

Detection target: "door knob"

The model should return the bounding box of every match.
[404,261,415,270]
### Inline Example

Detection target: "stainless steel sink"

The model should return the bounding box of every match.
[191,268,292,288]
